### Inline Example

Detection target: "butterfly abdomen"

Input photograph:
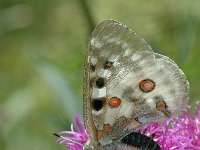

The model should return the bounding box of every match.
[121,132,160,150]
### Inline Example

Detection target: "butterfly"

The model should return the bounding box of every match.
[83,20,189,150]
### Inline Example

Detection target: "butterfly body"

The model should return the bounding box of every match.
[83,20,189,149]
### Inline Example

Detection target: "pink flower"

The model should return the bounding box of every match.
[141,102,200,150]
[54,113,89,150]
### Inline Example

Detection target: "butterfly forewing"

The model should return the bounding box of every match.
[83,19,189,148]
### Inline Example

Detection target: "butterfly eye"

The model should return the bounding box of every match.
[134,117,141,123]
[139,79,155,93]
[134,117,139,122]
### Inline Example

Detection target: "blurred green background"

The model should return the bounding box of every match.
[0,0,200,149]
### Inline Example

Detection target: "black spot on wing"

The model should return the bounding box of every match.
[96,77,105,88]
[91,97,106,111]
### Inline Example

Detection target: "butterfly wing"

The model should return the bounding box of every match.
[83,19,152,146]
[83,20,189,148]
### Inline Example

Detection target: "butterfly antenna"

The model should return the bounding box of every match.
[53,133,61,138]
[53,133,84,146]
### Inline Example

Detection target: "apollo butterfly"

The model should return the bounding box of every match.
[82,20,189,150]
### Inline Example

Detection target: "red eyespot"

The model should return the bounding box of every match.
[97,130,103,139]
[108,97,121,107]
[103,124,112,134]
[139,79,155,92]
[156,100,167,110]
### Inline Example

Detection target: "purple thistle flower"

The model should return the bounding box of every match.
[55,113,89,150]
[55,103,200,150]
[141,102,200,150]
